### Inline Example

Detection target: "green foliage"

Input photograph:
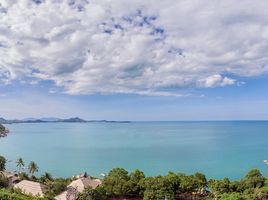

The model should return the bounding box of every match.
[45,178,70,196]
[141,176,174,200]
[218,192,243,200]
[78,187,105,200]
[178,173,196,192]
[0,124,8,137]
[194,172,207,189]
[16,158,25,173]
[126,169,145,195]
[143,188,174,200]
[208,178,231,194]
[260,179,268,194]
[0,155,6,171]
[0,188,45,200]
[244,169,265,189]
[229,180,246,193]
[19,172,30,180]
[178,172,207,193]
[0,124,5,132]
[0,155,267,200]
[208,169,268,200]
[0,173,8,188]
[40,172,53,183]
[165,171,180,193]
[28,161,39,176]
[101,168,130,196]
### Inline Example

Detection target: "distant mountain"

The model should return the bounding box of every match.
[40,117,61,122]
[0,117,130,124]
[22,118,39,121]
[58,117,87,123]
[0,118,21,124]
[0,118,6,123]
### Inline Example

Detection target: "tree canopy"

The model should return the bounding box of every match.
[0,155,6,171]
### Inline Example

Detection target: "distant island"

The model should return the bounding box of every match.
[0,117,131,124]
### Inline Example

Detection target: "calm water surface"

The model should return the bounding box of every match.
[0,121,267,179]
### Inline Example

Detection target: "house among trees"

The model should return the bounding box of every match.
[55,174,102,200]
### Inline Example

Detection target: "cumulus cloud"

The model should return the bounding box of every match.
[0,0,268,96]
[198,74,235,88]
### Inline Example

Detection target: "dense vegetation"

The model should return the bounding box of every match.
[0,155,268,200]
[0,155,6,171]
[77,168,268,200]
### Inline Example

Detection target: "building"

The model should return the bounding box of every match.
[55,177,102,200]
[13,180,46,197]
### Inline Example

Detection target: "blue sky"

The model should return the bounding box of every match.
[0,0,268,120]
[0,75,267,120]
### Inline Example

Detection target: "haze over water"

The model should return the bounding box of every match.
[0,121,267,180]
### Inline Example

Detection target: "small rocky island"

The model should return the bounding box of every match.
[0,123,9,137]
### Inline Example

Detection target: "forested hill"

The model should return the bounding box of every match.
[0,124,9,137]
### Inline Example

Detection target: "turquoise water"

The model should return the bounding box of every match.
[0,121,268,180]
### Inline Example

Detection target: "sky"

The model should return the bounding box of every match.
[0,0,268,120]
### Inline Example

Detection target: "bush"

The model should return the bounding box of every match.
[0,174,8,188]
[19,172,30,180]
[0,188,44,200]
[0,155,6,171]
[78,187,105,200]
[46,178,70,196]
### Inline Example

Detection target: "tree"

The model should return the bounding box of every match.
[28,161,39,177]
[141,176,174,200]
[0,124,9,137]
[0,155,6,171]
[40,172,53,183]
[126,169,145,196]
[102,168,130,196]
[165,172,180,193]
[193,172,207,191]
[178,173,196,193]
[19,172,29,180]
[46,178,70,196]
[244,169,265,189]
[16,158,24,173]
[208,178,231,195]
[230,180,246,192]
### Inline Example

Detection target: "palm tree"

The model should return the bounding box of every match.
[28,161,39,177]
[40,172,53,183]
[16,158,24,173]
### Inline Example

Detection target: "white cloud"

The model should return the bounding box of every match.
[0,0,268,96]
[198,74,235,88]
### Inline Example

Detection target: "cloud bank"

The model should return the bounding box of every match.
[1,0,268,95]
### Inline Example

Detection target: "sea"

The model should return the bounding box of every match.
[0,121,267,180]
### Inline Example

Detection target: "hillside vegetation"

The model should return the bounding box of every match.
[0,124,8,137]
